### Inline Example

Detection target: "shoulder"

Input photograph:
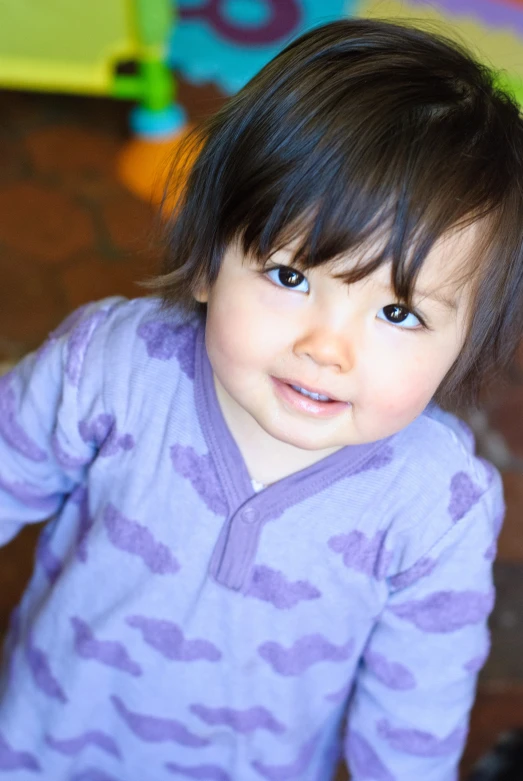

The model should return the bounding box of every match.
[78,296,198,355]
[381,406,504,577]
[395,404,493,492]
[49,296,202,404]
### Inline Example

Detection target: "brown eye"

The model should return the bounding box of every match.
[383,305,410,323]
[267,266,309,292]
[379,305,421,329]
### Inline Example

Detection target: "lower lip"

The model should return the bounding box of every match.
[271,377,350,418]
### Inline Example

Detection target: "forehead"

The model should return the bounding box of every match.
[414,222,481,289]
[329,219,482,298]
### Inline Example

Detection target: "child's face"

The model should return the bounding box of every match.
[197,228,475,452]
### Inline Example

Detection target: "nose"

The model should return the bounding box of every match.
[293,322,354,373]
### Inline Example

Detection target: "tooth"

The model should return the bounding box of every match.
[291,384,330,401]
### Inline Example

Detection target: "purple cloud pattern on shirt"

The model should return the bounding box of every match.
[71,485,94,563]
[353,445,394,475]
[190,704,286,735]
[35,525,63,584]
[51,432,90,470]
[126,616,221,662]
[66,310,110,387]
[0,731,41,772]
[246,565,321,610]
[137,320,197,378]
[388,557,436,590]
[464,646,490,673]
[79,414,113,447]
[258,634,354,676]
[54,304,95,339]
[45,730,121,759]
[390,589,494,633]
[100,430,134,457]
[363,651,416,690]
[165,763,231,781]
[71,617,142,677]
[78,414,134,458]
[70,770,122,781]
[0,473,59,513]
[328,530,392,580]
[324,684,351,704]
[170,446,227,516]
[346,731,395,781]
[448,472,483,522]
[103,503,179,574]
[377,719,466,757]
[34,304,91,366]
[25,635,67,703]
[0,376,47,462]
[111,696,209,747]
[251,732,319,780]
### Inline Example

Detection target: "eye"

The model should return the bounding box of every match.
[377,304,422,329]
[266,266,309,293]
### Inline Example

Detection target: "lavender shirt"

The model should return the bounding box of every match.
[0,297,503,781]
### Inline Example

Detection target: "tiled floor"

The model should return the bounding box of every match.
[0,84,523,780]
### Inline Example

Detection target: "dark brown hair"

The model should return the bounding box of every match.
[154,18,523,410]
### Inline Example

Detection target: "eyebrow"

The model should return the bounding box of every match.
[373,281,458,311]
[413,289,458,311]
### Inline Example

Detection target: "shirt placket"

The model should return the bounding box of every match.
[209,500,264,590]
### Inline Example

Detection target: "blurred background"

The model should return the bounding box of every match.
[1,1,523,778]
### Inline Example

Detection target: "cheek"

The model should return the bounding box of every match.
[205,292,270,376]
[372,383,432,425]
[206,281,294,372]
[367,350,449,422]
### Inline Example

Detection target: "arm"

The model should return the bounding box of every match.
[345,471,503,781]
[0,299,122,544]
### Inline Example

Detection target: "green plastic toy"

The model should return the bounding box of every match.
[0,0,183,136]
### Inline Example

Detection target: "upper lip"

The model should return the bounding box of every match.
[275,377,345,402]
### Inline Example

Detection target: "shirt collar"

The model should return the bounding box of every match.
[194,318,391,519]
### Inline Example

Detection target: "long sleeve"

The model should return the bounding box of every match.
[344,468,503,781]
[0,298,122,545]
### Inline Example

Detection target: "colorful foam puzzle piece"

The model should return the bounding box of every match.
[169,0,523,101]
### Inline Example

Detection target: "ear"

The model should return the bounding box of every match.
[193,286,209,304]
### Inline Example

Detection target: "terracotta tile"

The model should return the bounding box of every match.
[0,341,24,364]
[0,524,41,636]
[0,182,95,264]
[25,124,122,180]
[52,94,130,136]
[0,251,65,347]
[177,76,227,123]
[61,251,159,311]
[461,684,523,777]
[99,190,159,254]
[0,89,55,130]
[0,133,29,183]
[498,473,523,563]
[483,563,523,682]
[487,383,523,460]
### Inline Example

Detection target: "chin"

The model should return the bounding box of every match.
[260,419,346,452]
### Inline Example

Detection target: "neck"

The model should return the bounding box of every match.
[213,376,341,485]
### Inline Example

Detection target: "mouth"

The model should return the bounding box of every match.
[271,377,350,418]
[285,380,339,402]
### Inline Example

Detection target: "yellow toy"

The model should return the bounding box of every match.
[0,0,188,202]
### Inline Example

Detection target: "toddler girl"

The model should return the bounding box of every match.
[1,18,523,781]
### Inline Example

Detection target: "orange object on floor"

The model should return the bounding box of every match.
[117,126,201,210]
